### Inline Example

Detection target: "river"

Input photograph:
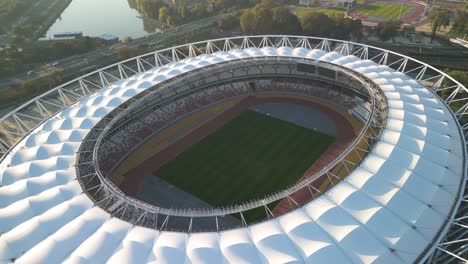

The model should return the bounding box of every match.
[44,0,161,40]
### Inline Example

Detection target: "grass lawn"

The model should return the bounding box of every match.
[291,6,346,17]
[154,110,334,208]
[357,2,413,19]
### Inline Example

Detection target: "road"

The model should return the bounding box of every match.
[0,46,115,92]
[0,0,72,47]
[0,14,221,90]
[0,14,222,116]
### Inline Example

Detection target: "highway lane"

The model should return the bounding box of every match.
[0,46,117,91]
[0,15,221,117]
[0,14,221,91]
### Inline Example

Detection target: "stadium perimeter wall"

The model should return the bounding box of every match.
[118,94,359,202]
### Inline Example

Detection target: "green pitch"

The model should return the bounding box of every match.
[357,2,413,19]
[154,110,334,207]
[292,6,346,17]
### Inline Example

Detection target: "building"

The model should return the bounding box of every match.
[53,31,83,39]
[336,0,356,8]
[0,36,466,263]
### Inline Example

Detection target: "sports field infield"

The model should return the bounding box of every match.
[357,2,413,19]
[154,110,335,207]
[292,6,346,17]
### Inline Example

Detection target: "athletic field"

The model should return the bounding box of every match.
[154,110,334,208]
[292,6,346,17]
[357,2,413,19]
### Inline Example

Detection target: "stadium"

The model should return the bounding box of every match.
[0,35,466,263]
[347,0,426,25]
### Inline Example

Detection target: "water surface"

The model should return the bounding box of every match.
[45,0,160,39]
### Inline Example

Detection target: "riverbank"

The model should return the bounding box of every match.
[0,16,219,115]
[1,0,73,43]
[33,0,73,40]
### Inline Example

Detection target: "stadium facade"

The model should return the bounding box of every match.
[0,35,466,263]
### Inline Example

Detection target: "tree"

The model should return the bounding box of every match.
[240,10,256,33]
[332,16,362,40]
[401,25,415,38]
[428,8,450,42]
[10,24,33,45]
[159,6,169,24]
[251,5,274,33]
[300,11,335,37]
[176,0,188,23]
[207,0,254,12]
[191,3,208,19]
[136,0,167,19]
[239,1,305,34]
[271,6,302,34]
[445,70,468,88]
[117,46,139,60]
[218,13,240,31]
[257,0,277,9]
[166,14,176,26]
[449,8,468,38]
[375,19,401,41]
[441,70,468,107]
[0,57,23,77]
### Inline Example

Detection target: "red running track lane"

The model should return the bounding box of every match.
[121,96,357,213]
[269,97,356,216]
[121,96,256,196]
[348,0,426,25]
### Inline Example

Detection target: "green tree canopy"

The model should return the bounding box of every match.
[300,11,335,37]
[240,1,301,34]
[428,8,450,41]
[450,8,468,38]
[159,6,169,24]
[271,6,302,34]
[240,9,257,33]
[375,19,401,41]
[191,3,208,20]
[446,70,468,88]
[218,13,240,31]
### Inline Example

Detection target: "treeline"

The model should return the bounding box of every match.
[240,1,302,34]
[449,4,468,38]
[24,37,107,63]
[0,37,107,78]
[131,0,261,27]
[0,0,34,31]
[218,0,362,40]
[0,68,77,107]
[445,70,468,88]
[427,5,468,41]
[375,20,402,41]
[131,0,209,26]
[207,0,257,13]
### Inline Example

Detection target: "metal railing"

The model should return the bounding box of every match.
[0,35,466,262]
[75,58,386,228]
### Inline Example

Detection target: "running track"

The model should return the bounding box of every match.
[121,96,356,218]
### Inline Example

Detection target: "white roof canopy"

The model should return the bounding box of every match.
[0,43,464,264]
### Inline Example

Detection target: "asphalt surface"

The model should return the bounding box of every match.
[0,14,221,115]
[137,170,241,231]
[251,103,337,136]
[131,102,336,230]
